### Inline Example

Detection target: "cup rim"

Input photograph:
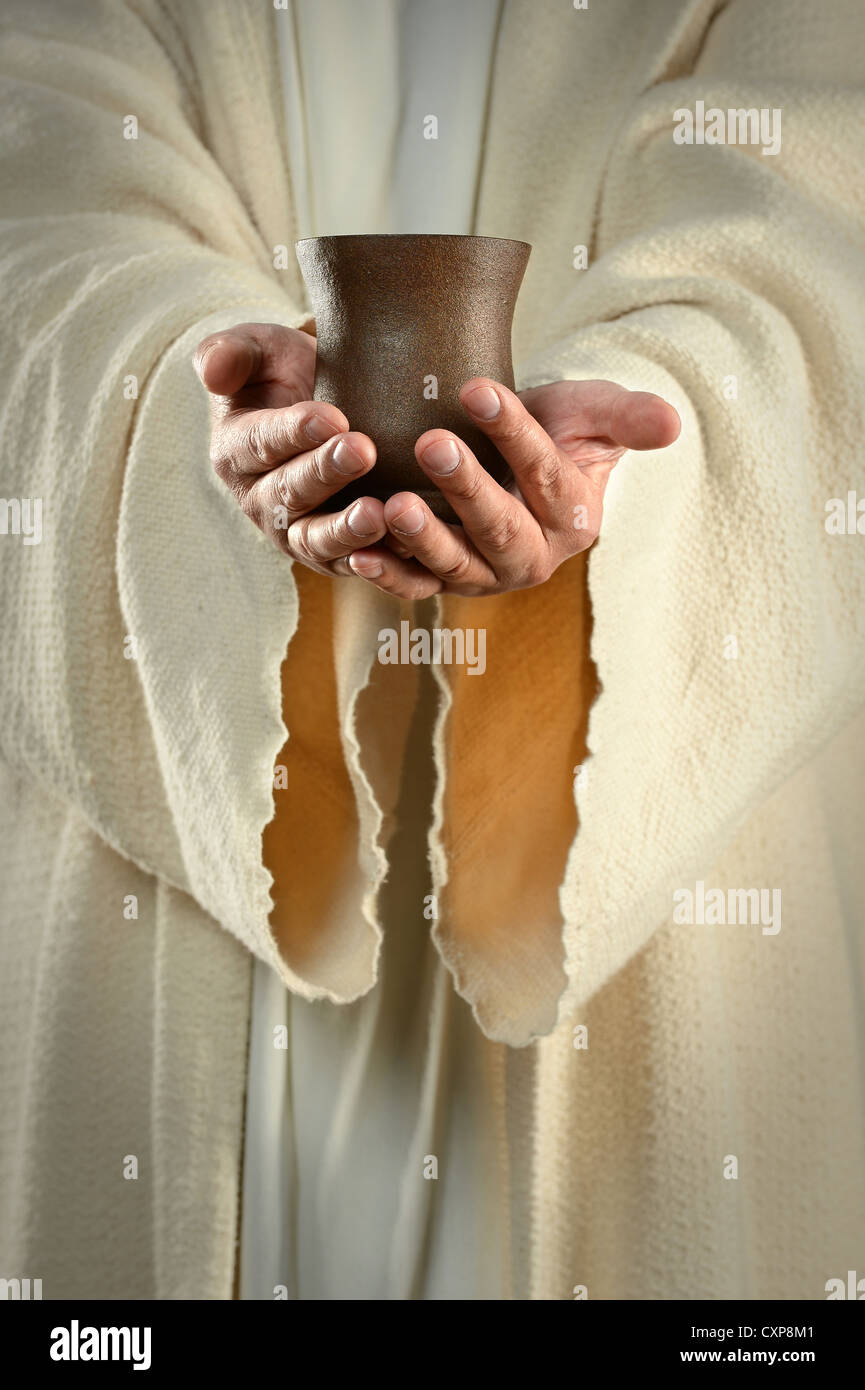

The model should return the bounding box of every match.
[295,233,531,251]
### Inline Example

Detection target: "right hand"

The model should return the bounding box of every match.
[193,322,386,576]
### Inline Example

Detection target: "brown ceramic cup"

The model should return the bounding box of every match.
[295,234,531,522]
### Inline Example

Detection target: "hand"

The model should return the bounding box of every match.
[347,377,681,598]
[193,321,386,576]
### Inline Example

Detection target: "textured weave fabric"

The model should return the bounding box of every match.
[1,0,864,1299]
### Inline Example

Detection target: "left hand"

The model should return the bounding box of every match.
[347,377,681,598]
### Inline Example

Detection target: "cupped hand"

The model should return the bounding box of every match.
[193,321,386,575]
[347,377,681,598]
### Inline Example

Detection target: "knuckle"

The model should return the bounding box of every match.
[478,506,523,554]
[321,513,345,553]
[522,452,564,498]
[496,416,535,453]
[276,457,321,522]
[309,445,333,489]
[245,417,273,469]
[287,517,316,565]
[273,465,297,512]
[436,549,474,584]
[450,468,486,504]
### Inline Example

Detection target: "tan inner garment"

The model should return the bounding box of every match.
[264,550,597,1014]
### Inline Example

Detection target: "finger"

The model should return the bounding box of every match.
[347,546,444,600]
[193,322,316,396]
[460,379,572,528]
[413,429,546,584]
[247,430,377,522]
[602,387,681,451]
[519,379,681,451]
[383,492,496,593]
[289,496,388,564]
[214,400,349,479]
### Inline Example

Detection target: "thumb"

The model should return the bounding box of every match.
[193,322,315,397]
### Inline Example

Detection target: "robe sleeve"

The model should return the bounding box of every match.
[0,1,320,985]
[442,0,865,1042]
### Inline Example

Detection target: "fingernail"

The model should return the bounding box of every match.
[421,438,461,474]
[348,501,377,536]
[333,438,365,475]
[390,503,425,535]
[463,385,501,420]
[306,413,338,443]
[351,554,383,578]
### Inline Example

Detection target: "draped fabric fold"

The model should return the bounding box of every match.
[0,0,397,1006]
